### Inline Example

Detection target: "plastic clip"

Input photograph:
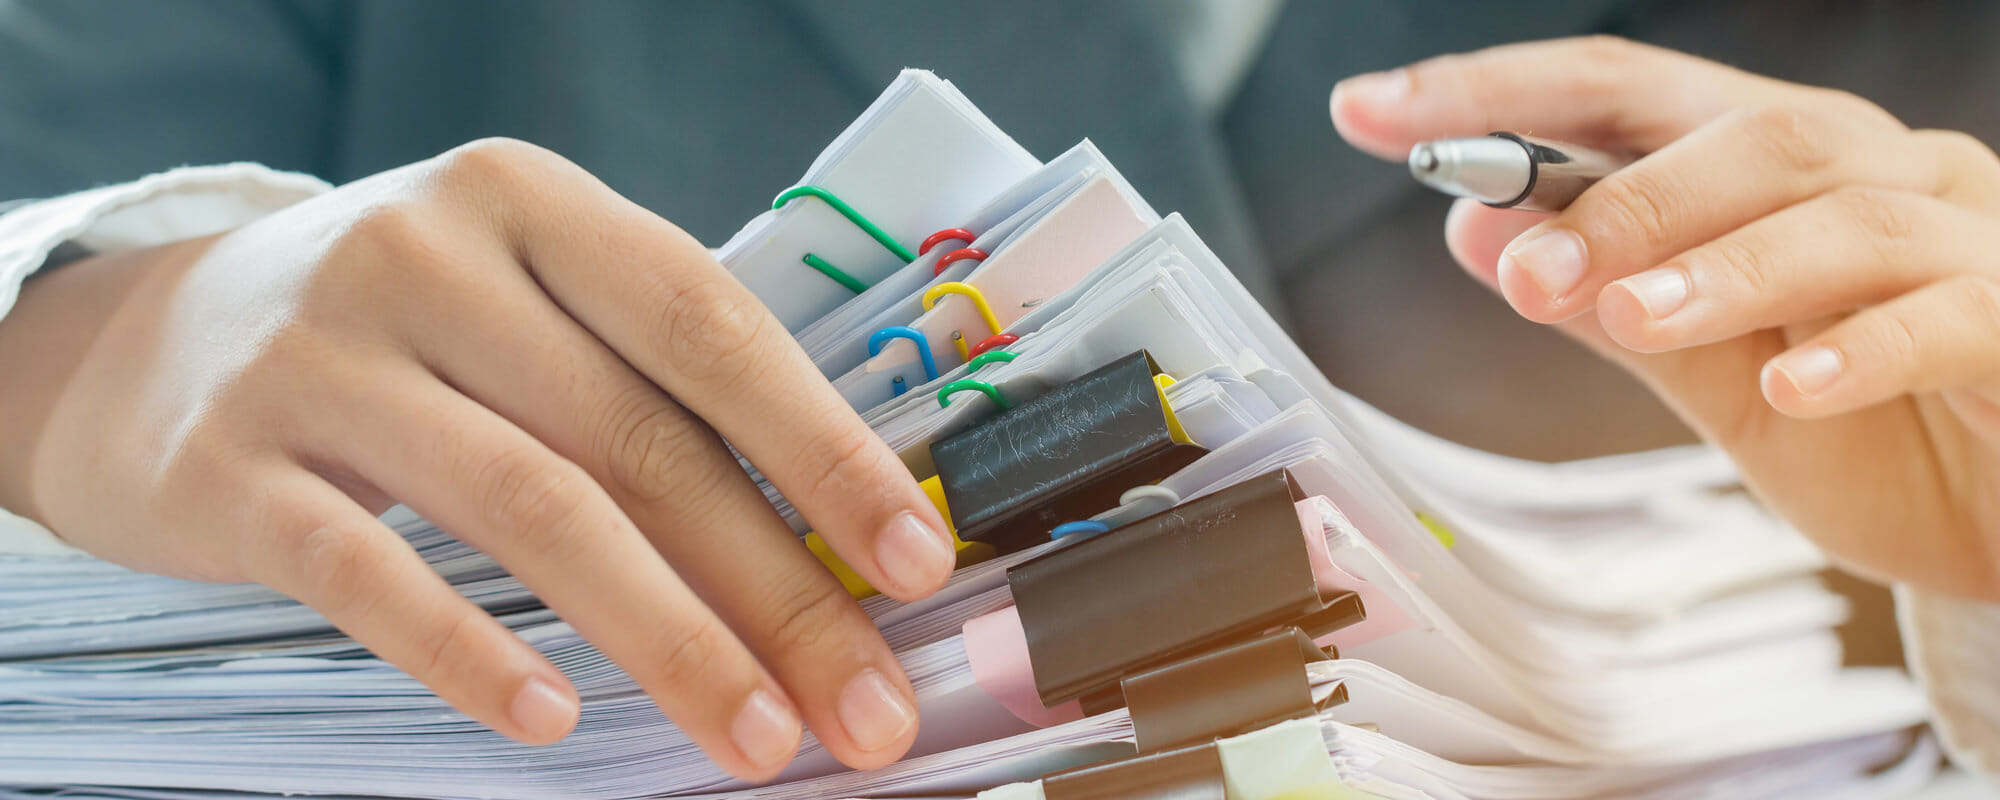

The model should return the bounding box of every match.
[967,333,1018,359]
[931,351,1207,554]
[1007,469,1365,715]
[938,379,1010,411]
[934,248,987,277]
[968,350,1018,373]
[773,185,913,294]
[922,282,1004,360]
[920,228,978,256]
[1049,520,1109,541]
[868,326,939,396]
[1017,470,1365,798]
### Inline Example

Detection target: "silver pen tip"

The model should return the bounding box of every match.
[1408,144,1440,177]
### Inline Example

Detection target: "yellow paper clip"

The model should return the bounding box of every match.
[922,282,1003,360]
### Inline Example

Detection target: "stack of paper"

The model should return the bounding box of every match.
[0,71,1938,800]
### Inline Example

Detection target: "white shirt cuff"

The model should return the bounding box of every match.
[0,162,330,319]
[1899,583,2000,782]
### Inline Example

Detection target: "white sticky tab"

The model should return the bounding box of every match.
[1218,717,1341,799]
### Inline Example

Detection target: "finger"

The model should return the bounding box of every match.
[1331,35,1824,160]
[411,268,921,767]
[430,140,954,602]
[1762,275,2000,418]
[303,363,799,781]
[1498,104,1935,323]
[238,463,578,745]
[1599,188,2000,352]
[1444,198,1548,289]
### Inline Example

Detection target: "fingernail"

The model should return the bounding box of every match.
[730,689,800,771]
[1503,229,1589,301]
[1772,347,1844,396]
[1333,69,1410,109]
[1619,269,1690,319]
[837,668,917,753]
[509,676,578,742]
[873,511,953,595]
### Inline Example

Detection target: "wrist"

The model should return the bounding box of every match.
[0,237,208,522]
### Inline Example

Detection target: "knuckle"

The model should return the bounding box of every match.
[793,422,892,514]
[1734,106,1839,176]
[291,524,392,610]
[1919,129,2000,170]
[1699,235,1780,296]
[337,202,435,261]
[1807,88,1902,131]
[1867,308,1925,367]
[1591,169,1688,251]
[320,203,461,292]
[472,446,595,546]
[1954,276,2000,329]
[1572,34,1645,67]
[411,611,488,682]
[752,571,854,656]
[434,137,566,190]
[1830,186,1918,255]
[651,272,778,386]
[640,615,731,690]
[601,393,709,506]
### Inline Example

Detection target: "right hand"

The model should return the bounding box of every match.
[0,139,955,779]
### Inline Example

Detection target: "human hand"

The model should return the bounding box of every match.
[0,139,954,778]
[1331,37,2000,602]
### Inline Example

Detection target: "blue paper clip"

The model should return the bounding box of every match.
[869,326,938,396]
[1050,520,1110,541]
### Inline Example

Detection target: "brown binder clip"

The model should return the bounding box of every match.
[1007,470,1365,799]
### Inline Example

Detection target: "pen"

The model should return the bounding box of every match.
[1407,132,1631,212]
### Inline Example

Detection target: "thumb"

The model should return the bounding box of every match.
[1443,198,1544,290]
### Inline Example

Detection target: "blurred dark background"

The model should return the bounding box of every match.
[7,0,1995,663]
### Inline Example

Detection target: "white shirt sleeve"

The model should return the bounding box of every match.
[1899,585,2000,782]
[0,163,330,557]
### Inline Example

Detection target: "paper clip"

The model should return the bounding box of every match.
[867,326,939,396]
[1119,484,1181,511]
[938,379,1010,410]
[773,185,914,294]
[919,228,978,256]
[922,282,1004,360]
[1050,520,1110,541]
[968,350,1017,373]
[1099,484,1183,529]
[967,333,1017,359]
[933,248,987,277]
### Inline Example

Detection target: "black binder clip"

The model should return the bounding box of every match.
[1009,470,1366,799]
[931,350,1208,554]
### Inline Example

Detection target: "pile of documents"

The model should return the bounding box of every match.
[0,71,1940,800]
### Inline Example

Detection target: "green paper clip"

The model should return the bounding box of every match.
[938,379,1010,410]
[773,185,915,294]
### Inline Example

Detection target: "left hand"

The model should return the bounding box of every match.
[1331,36,2000,602]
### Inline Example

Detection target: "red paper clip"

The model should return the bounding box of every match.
[933,248,987,276]
[966,333,1018,359]
[920,228,978,256]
